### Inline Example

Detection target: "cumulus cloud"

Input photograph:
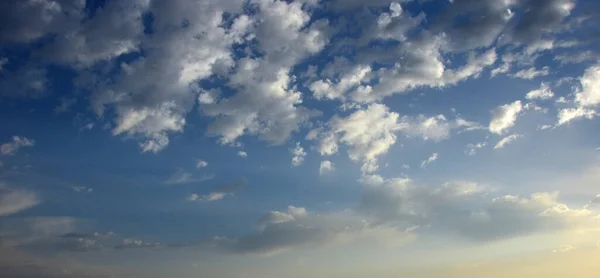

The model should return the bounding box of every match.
[188,179,246,202]
[237,151,248,158]
[489,101,523,134]
[0,136,35,156]
[290,142,306,167]
[359,176,594,241]
[319,160,334,175]
[575,64,600,107]
[494,134,522,149]
[526,83,555,100]
[556,107,597,126]
[420,153,438,168]
[0,187,40,216]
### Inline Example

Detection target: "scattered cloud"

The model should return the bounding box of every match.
[465,142,487,156]
[290,142,306,167]
[557,107,597,126]
[511,67,550,80]
[188,179,246,202]
[526,83,554,100]
[575,64,600,107]
[237,151,248,158]
[319,161,334,175]
[494,134,522,149]
[196,160,208,168]
[489,101,523,134]
[420,153,439,168]
[0,136,35,156]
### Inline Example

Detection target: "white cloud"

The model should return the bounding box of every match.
[237,151,248,158]
[420,153,438,168]
[188,180,245,202]
[575,64,600,107]
[489,100,523,134]
[290,142,306,167]
[1,136,35,156]
[309,64,372,101]
[465,142,487,156]
[556,107,597,126]
[511,66,550,80]
[0,187,39,216]
[526,83,554,100]
[494,134,522,149]
[196,160,208,168]
[319,161,334,175]
[200,0,327,146]
[312,104,400,173]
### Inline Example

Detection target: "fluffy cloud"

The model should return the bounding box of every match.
[200,0,327,145]
[489,101,523,134]
[0,136,35,156]
[188,179,245,202]
[359,176,594,241]
[494,134,522,149]
[237,151,248,158]
[575,64,600,107]
[290,142,306,167]
[526,83,554,100]
[308,104,479,173]
[0,187,39,216]
[319,160,334,175]
[556,107,597,126]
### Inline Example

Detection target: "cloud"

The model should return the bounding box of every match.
[489,101,523,134]
[70,186,93,193]
[237,151,248,158]
[54,97,77,113]
[114,238,161,250]
[0,187,39,216]
[526,83,554,100]
[188,179,246,202]
[575,64,600,107]
[359,176,594,241]
[165,169,214,185]
[220,206,415,255]
[494,134,522,149]
[556,107,597,126]
[420,153,439,168]
[0,136,35,156]
[319,160,334,175]
[465,142,487,156]
[553,245,575,253]
[511,67,550,80]
[290,142,306,167]
[196,160,208,168]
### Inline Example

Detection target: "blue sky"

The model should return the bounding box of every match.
[1,0,600,277]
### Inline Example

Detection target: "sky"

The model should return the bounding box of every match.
[1,0,600,277]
